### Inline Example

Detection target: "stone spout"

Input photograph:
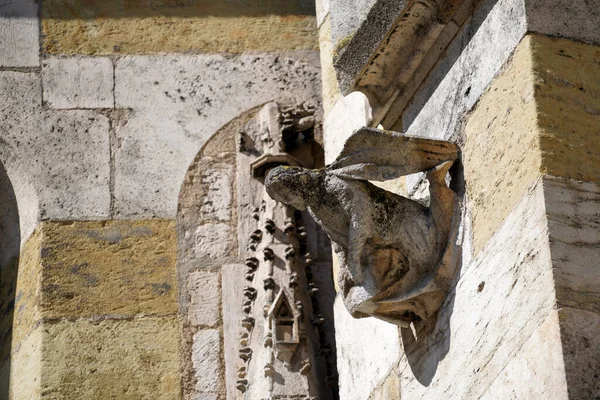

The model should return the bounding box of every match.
[265,127,461,326]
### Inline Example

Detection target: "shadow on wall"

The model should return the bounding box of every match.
[401,0,502,134]
[401,160,466,386]
[0,162,21,399]
[1,0,315,18]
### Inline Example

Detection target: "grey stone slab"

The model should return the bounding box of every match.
[315,0,330,27]
[43,57,114,109]
[187,270,221,328]
[221,264,245,400]
[402,0,528,140]
[36,110,111,220]
[1,71,110,224]
[113,52,321,218]
[526,0,600,45]
[0,0,39,67]
[191,329,222,395]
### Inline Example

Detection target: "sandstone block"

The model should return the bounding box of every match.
[192,329,222,395]
[43,57,114,109]
[41,317,181,400]
[187,270,221,327]
[8,324,42,400]
[0,0,39,67]
[39,220,178,319]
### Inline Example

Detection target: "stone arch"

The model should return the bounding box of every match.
[0,143,39,398]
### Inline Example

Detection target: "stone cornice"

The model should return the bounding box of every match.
[333,0,478,129]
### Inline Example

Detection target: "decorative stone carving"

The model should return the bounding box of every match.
[265,127,460,327]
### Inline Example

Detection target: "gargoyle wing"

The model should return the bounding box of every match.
[327,127,459,181]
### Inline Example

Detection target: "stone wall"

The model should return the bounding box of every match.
[0,0,321,398]
[318,0,600,398]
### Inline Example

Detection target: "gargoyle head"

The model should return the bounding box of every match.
[265,166,319,211]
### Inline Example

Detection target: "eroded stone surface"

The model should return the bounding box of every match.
[114,52,321,218]
[0,0,39,67]
[43,57,114,109]
[39,220,178,319]
[41,317,181,400]
[41,0,317,55]
[191,329,222,395]
[194,224,232,261]
[200,167,233,222]
[187,270,221,327]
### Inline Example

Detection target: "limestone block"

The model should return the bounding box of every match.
[41,0,317,55]
[334,295,400,400]
[39,220,178,319]
[43,57,114,109]
[0,0,39,67]
[0,71,42,243]
[187,270,221,327]
[8,325,42,400]
[557,307,600,399]
[315,0,330,27]
[403,0,527,140]
[396,179,557,398]
[482,310,567,399]
[318,16,342,117]
[113,53,321,218]
[10,228,42,349]
[41,317,181,400]
[194,223,232,261]
[200,166,233,222]
[37,111,111,220]
[221,264,245,400]
[323,92,372,163]
[192,329,222,395]
[527,0,600,45]
[544,177,600,312]
[463,34,540,255]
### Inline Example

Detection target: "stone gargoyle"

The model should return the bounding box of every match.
[265,127,460,327]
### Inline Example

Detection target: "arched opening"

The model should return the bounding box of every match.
[0,161,22,398]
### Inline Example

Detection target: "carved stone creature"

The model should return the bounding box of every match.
[265,127,460,326]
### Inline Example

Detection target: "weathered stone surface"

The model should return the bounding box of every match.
[221,264,245,400]
[526,0,600,46]
[266,128,460,325]
[544,177,600,313]
[482,309,567,399]
[333,295,400,400]
[532,34,600,184]
[323,92,372,164]
[8,325,43,400]
[39,220,178,319]
[191,329,222,395]
[38,111,111,220]
[42,57,114,109]
[368,366,400,400]
[396,179,557,398]
[41,317,181,400]
[403,0,527,139]
[200,167,233,222]
[318,16,342,117]
[557,307,600,399]
[187,270,221,327]
[463,34,540,254]
[11,227,42,348]
[0,0,39,67]
[42,0,316,55]
[114,52,321,218]
[194,223,232,261]
[315,0,330,28]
